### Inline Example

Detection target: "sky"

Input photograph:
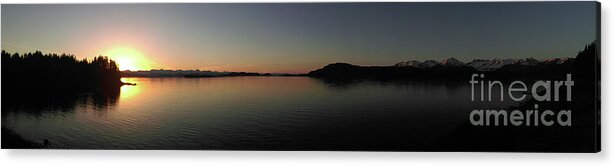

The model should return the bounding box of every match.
[1,2,598,73]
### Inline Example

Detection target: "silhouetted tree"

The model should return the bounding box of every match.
[1,50,122,97]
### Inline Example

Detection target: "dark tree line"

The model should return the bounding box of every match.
[2,50,122,96]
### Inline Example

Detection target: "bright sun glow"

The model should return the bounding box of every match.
[106,47,152,71]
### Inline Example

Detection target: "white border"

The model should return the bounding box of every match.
[0,0,611,166]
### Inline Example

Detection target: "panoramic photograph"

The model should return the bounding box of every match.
[1,2,600,152]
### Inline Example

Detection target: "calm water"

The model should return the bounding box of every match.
[2,77,518,150]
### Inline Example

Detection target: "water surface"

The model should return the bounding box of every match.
[2,77,517,150]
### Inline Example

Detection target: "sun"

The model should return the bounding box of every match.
[105,47,152,71]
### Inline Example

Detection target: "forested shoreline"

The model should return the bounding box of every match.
[1,50,122,98]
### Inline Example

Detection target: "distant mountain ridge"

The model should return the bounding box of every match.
[309,42,595,80]
[121,69,305,77]
[394,57,572,71]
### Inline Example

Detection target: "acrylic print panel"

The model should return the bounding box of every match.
[1,2,600,152]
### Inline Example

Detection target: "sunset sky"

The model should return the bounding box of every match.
[1,2,597,73]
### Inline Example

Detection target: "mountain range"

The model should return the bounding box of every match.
[308,52,585,80]
[394,57,574,71]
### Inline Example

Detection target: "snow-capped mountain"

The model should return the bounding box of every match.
[395,58,467,68]
[395,57,571,71]
[466,59,491,70]
[466,58,540,71]
[543,57,574,64]
[394,60,422,68]
[422,60,440,68]
[517,58,541,66]
[394,60,441,68]
[441,57,466,67]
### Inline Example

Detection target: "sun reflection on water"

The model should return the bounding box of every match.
[120,78,141,100]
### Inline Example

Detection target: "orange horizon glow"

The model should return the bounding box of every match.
[105,47,153,71]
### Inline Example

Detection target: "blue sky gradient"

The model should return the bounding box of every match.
[1,2,598,73]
